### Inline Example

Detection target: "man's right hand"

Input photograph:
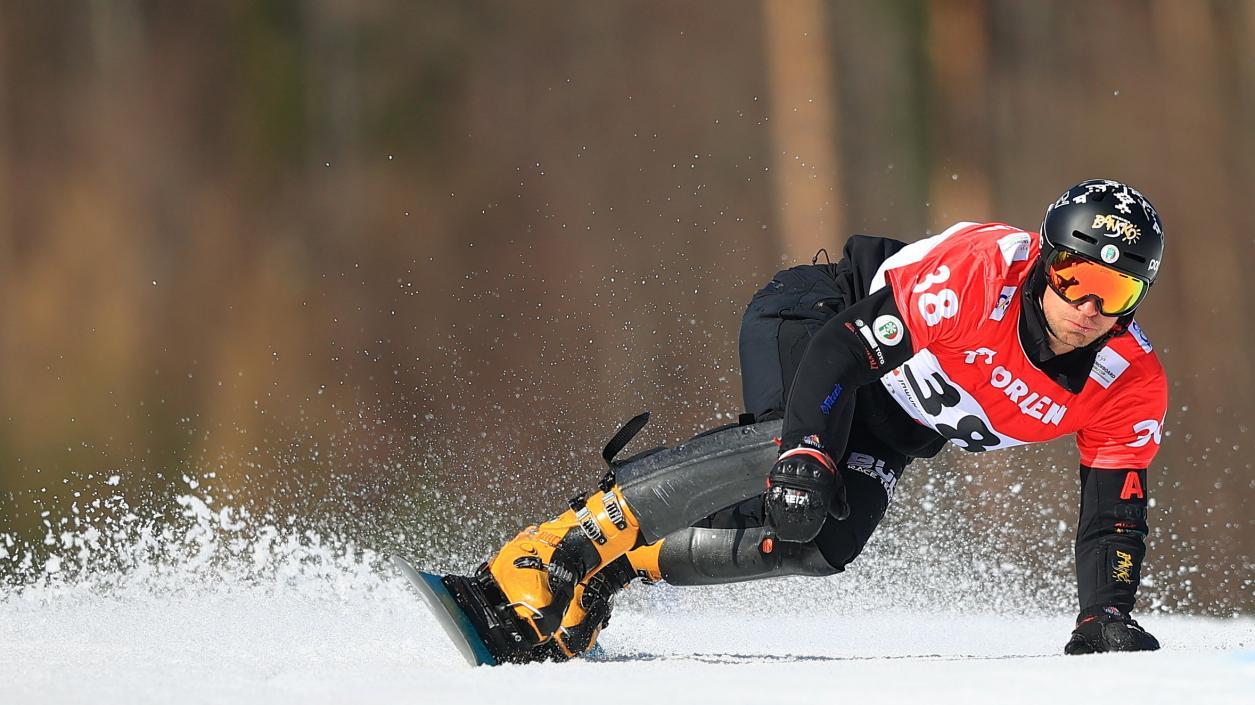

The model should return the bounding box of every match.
[764,443,848,543]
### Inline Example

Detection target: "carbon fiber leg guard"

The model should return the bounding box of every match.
[615,419,783,544]
[656,526,838,586]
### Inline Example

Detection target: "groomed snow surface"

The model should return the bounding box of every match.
[3,566,1253,704]
[1,486,1251,704]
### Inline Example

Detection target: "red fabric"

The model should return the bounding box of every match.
[1119,471,1146,500]
[778,446,837,473]
[874,222,1167,469]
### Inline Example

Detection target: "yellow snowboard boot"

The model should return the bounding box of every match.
[549,541,663,658]
[485,484,644,646]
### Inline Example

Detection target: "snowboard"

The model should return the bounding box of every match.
[392,554,498,667]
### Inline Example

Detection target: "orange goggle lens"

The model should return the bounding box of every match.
[1046,250,1147,316]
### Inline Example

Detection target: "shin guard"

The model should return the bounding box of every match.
[615,419,783,543]
[656,526,838,585]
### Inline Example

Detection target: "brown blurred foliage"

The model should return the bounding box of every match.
[0,1,1252,611]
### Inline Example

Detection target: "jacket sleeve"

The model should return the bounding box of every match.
[1072,345,1165,614]
[1075,465,1149,614]
[780,285,914,450]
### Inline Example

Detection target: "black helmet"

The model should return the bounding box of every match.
[1040,179,1164,285]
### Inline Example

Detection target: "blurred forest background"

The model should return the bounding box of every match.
[0,1,1251,614]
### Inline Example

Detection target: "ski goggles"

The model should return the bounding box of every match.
[1045,249,1148,317]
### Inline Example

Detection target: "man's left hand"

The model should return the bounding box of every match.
[1064,606,1160,655]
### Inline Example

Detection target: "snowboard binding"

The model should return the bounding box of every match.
[438,566,548,664]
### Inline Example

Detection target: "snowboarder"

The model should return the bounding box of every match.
[439,178,1167,662]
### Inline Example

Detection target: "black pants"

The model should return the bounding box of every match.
[705,264,913,572]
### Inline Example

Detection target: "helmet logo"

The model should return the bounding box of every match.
[1100,244,1120,263]
[1091,213,1141,244]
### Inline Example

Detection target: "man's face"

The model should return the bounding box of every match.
[1041,285,1119,353]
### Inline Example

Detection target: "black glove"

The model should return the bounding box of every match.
[764,443,848,543]
[1064,605,1160,655]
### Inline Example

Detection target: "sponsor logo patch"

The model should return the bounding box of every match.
[1128,320,1153,353]
[873,314,904,346]
[1090,347,1131,388]
[1100,244,1120,263]
[996,231,1031,264]
[989,286,1017,322]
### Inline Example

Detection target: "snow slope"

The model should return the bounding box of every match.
[1,483,1251,704]
[2,567,1252,705]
